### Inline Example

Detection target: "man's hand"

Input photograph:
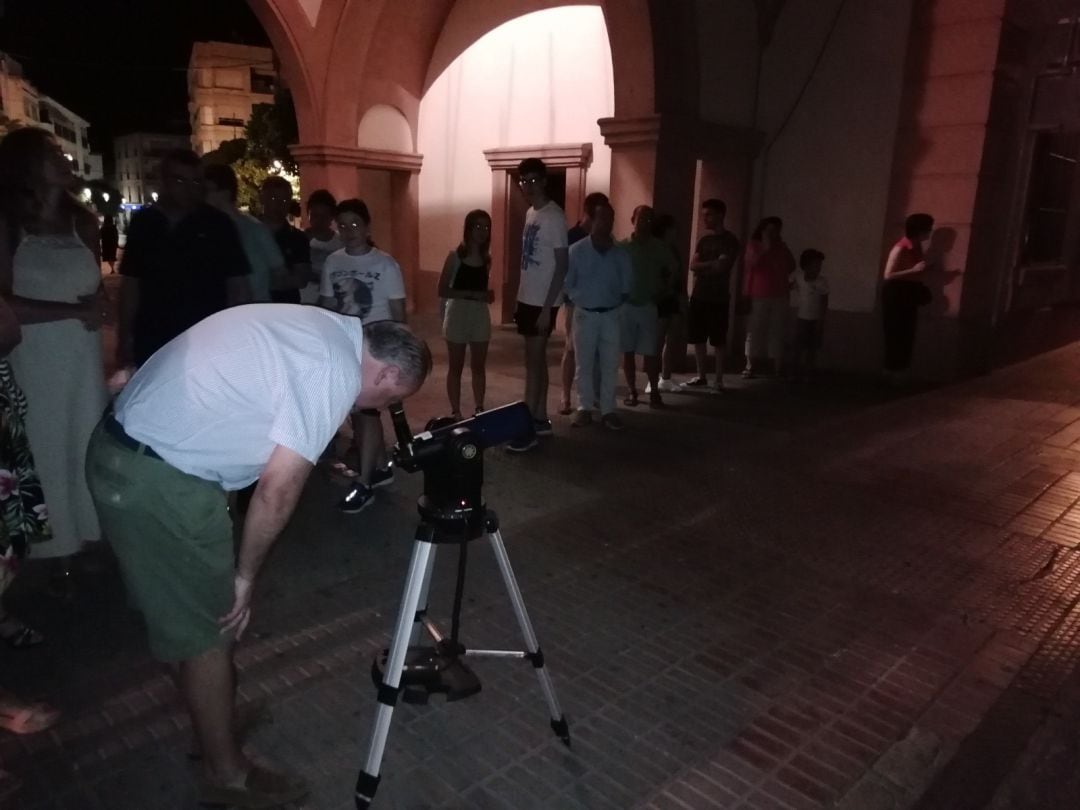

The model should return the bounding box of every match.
[535,308,551,334]
[219,573,254,640]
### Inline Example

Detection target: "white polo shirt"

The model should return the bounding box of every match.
[115,304,364,491]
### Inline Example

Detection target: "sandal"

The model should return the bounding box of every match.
[558,403,573,416]
[623,392,639,408]
[0,618,43,649]
[197,763,308,809]
[330,461,359,479]
[0,700,60,735]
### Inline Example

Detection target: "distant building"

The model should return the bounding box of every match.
[0,52,42,131]
[1,53,103,180]
[113,132,191,208]
[39,95,98,179]
[188,41,276,156]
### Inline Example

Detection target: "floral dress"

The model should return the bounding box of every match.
[0,359,48,584]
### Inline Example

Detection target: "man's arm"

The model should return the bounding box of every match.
[388,298,407,323]
[537,246,568,331]
[220,444,313,637]
[227,275,254,306]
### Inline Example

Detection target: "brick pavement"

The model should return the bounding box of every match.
[7,320,1080,809]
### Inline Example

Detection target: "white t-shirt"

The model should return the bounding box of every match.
[794,269,830,320]
[517,200,568,306]
[319,247,406,323]
[305,233,344,304]
[115,304,364,490]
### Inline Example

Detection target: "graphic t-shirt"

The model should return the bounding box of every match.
[319,247,406,324]
[517,200,568,306]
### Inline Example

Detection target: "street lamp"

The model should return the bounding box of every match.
[80,188,92,202]
[102,192,110,202]
[151,191,159,202]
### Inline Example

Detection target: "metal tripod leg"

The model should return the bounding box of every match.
[487,528,571,746]
[355,539,434,809]
[410,545,438,646]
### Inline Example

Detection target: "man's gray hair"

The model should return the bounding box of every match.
[363,321,433,388]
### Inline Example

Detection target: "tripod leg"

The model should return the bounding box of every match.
[410,545,438,646]
[487,529,571,747]
[355,540,434,808]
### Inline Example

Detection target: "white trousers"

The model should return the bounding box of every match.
[573,308,620,414]
[744,297,788,365]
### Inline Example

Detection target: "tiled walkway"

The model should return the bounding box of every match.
[7,321,1080,809]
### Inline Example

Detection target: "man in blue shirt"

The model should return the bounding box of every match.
[563,202,632,430]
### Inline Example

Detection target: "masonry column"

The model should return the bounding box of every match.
[289,144,364,201]
[598,115,660,237]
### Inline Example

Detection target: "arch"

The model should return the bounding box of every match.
[245,0,323,142]
[356,104,414,153]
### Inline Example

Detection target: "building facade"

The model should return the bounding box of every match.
[188,41,276,156]
[246,0,1079,380]
[1,52,103,180]
[113,132,191,208]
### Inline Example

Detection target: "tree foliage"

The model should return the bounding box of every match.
[198,88,299,212]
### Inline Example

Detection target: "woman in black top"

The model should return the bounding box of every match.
[438,210,494,418]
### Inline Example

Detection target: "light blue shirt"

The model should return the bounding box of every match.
[564,237,632,310]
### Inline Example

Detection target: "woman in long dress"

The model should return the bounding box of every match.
[0,127,107,595]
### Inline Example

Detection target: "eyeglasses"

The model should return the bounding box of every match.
[517,176,544,188]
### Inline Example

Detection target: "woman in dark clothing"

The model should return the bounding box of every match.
[100,215,119,273]
[881,212,934,380]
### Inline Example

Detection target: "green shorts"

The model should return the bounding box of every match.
[85,422,234,662]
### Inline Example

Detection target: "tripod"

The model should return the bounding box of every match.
[354,502,570,809]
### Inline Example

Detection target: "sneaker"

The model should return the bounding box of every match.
[370,465,395,489]
[658,378,684,393]
[601,413,624,431]
[533,418,554,437]
[571,409,592,427]
[507,436,539,453]
[685,376,708,388]
[338,483,375,514]
[644,381,653,395]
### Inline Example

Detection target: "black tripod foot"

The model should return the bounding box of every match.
[551,716,571,748]
[355,770,380,809]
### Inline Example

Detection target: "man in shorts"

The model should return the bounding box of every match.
[686,199,740,392]
[86,308,431,809]
[510,157,569,452]
[619,205,675,408]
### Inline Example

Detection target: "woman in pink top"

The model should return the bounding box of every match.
[881,212,934,379]
[741,216,795,378]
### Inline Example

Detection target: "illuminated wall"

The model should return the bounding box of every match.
[418,6,615,282]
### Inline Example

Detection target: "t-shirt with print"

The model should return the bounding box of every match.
[305,232,344,304]
[691,230,740,303]
[319,247,406,324]
[517,200,568,306]
[793,269,830,321]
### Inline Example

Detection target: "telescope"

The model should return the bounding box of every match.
[354,402,569,809]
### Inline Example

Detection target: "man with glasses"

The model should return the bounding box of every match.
[509,157,568,452]
[259,176,311,304]
[118,149,252,369]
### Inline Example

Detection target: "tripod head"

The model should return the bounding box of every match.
[387,401,534,536]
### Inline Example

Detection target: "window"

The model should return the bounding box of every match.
[250,71,275,95]
[1022,132,1080,266]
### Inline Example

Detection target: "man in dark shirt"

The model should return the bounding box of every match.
[117,149,252,368]
[259,176,310,304]
[685,198,740,392]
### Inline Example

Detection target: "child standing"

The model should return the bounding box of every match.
[793,249,829,382]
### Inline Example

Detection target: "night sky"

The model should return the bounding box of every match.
[0,0,269,153]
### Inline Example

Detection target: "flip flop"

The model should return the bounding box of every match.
[558,404,573,416]
[0,701,60,735]
[330,461,359,479]
[197,764,308,809]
